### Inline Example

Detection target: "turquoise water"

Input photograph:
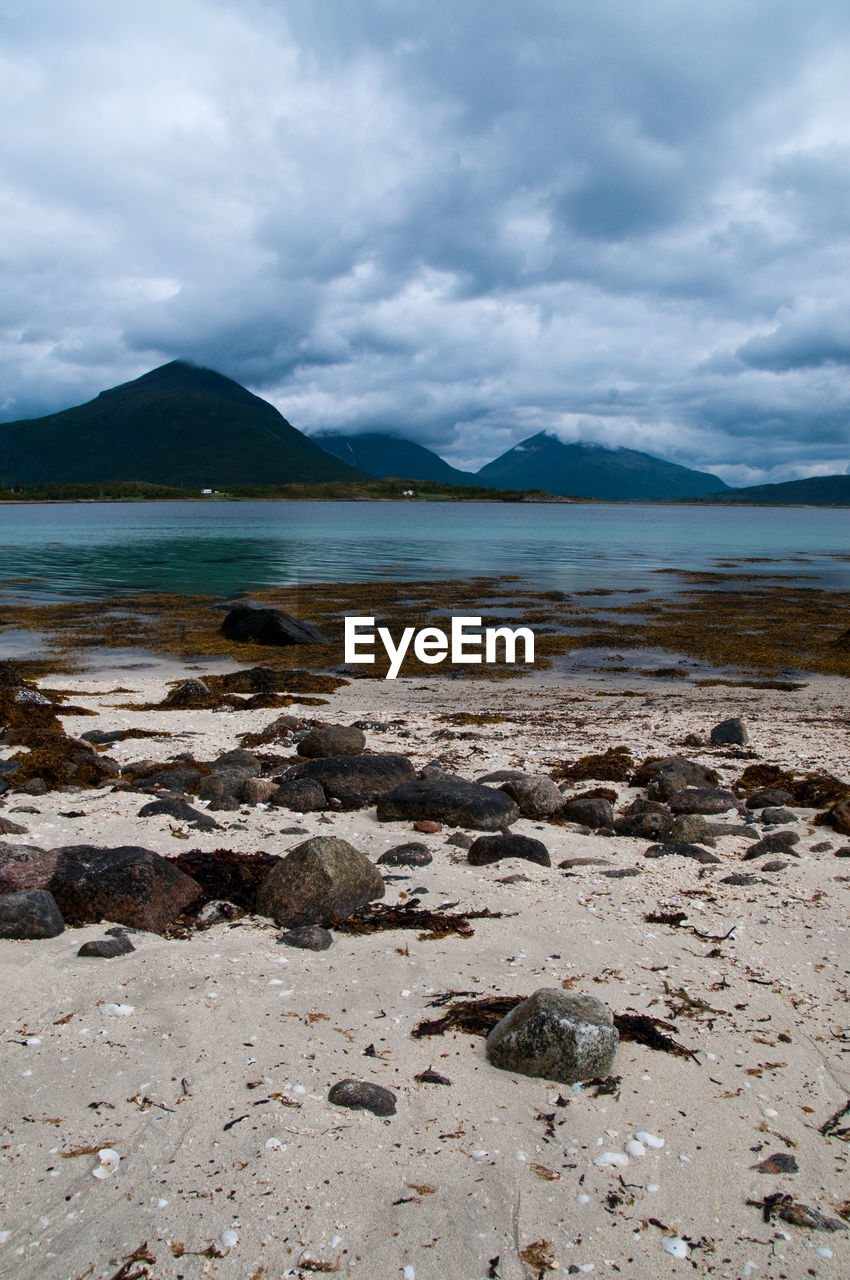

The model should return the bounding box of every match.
[0,500,847,601]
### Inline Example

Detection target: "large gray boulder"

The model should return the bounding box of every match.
[486,990,618,1084]
[255,836,384,927]
[710,717,748,746]
[0,889,65,939]
[0,843,56,894]
[294,754,415,807]
[46,845,203,933]
[377,778,519,831]
[499,775,564,819]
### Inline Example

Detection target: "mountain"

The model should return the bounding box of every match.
[475,432,729,500]
[0,362,366,487]
[699,474,850,505]
[314,431,479,485]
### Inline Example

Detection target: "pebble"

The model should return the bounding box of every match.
[575,1193,590,1204]
[816,1247,833,1259]
[403,1267,416,1280]
[661,1237,688,1258]
[635,1130,664,1148]
[593,1151,629,1168]
[219,1228,239,1253]
[761,1107,778,1118]
[625,1139,646,1157]
[102,1003,134,1016]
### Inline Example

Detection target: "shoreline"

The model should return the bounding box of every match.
[1,660,849,1278]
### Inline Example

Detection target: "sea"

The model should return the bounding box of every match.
[0,500,847,603]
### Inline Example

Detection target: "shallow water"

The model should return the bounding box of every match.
[0,500,848,601]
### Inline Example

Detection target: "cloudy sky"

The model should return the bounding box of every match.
[2,0,849,483]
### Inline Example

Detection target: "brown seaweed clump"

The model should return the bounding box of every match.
[734,763,850,807]
[551,746,634,784]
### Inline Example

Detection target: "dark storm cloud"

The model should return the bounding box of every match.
[1,0,849,481]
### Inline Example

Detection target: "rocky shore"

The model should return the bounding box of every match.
[1,658,849,1279]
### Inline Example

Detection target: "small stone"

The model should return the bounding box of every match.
[635,1131,664,1148]
[445,831,474,849]
[486,989,618,1084]
[499,775,565,818]
[0,816,28,835]
[255,836,384,927]
[78,935,136,958]
[138,796,222,830]
[746,788,793,810]
[468,833,551,867]
[602,866,642,878]
[760,859,789,872]
[644,842,720,864]
[269,777,327,812]
[593,1151,629,1168]
[327,1079,396,1116]
[760,807,797,825]
[751,1152,798,1174]
[377,842,432,867]
[413,820,442,834]
[743,830,801,860]
[278,925,333,950]
[297,725,366,758]
[561,796,615,828]
[661,1238,688,1259]
[666,814,718,846]
[710,717,748,746]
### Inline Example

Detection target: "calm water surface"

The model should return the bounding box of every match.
[0,500,847,601]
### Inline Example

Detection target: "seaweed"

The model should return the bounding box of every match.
[750,1193,847,1233]
[551,746,634,783]
[337,899,505,942]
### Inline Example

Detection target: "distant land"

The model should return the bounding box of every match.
[0,361,847,504]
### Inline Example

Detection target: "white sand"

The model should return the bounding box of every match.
[1,665,849,1279]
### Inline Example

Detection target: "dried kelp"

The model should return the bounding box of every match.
[612,1012,699,1061]
[750,1192,848,1233]
[338,900,505,942]
[820,1098,850,1140]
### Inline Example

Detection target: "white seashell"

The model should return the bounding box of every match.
[219,1228,238,1253]
[265,1137,285,1150]
[92,1148,120,1179]
[662,1237,688,1258]
[635,1130,664,1148]
[625,1139,646,1158]
[403,1267,416,1280]
[575,1193,590,1204]
[0,1230,11,1244]
[102,1003,134,1016]
[23,1036,41,1046]
[761,1107,778,1118]
[593,1151,629,1168]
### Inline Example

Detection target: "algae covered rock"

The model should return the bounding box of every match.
[486,989,618,1084]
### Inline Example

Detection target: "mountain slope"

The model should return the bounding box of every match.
[314,432,479,485]
[476,432,729,500]
[700,474,850,505]
[0,362,367,487]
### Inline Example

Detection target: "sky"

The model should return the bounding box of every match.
[1,0,850,484]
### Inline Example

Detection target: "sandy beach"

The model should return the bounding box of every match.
[1,660,849,1280]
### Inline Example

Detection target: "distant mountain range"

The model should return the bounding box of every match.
[0,362,365,487]
[315,432,478,485]
[0,361,846,503]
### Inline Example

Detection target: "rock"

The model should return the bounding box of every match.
[0,888,65,938]
[722,872,764,885]
[668,787,738,815]
[666,814,717,846]
[835,846,850,858]
[138,766,204,794]
[746,788,794,810]
[294,754,415,807]
[377,778,520,831]
[0,816,28,835]
[485,989,618,1084]
[137,796,222,830]
[327,1079,396,1116]
[710,717,748,745]
[743,830,801,860]
[377,842,433,867]
[683,732,703,747]
[751,1152,799,1175]
[210,748,261,776]
[640,756,719,801]
[561,796,614,828]
[826,799,850,835]
[80,729,136,745]
[477,769,528,782]
[255,836,384,927]
[241,777,279,805]
[761,859,789,872]
[644,842,721,864]
[193,899,244,928]
[0,843,57,893]
[78,935,135,958]
[614,809,674,840]
[46,845,203,933]
[196,771,248,805]
[446,831,474,849]
[413,820,442,834]
[810,840,833,852]
[163,678,214,709]
[220,603,329,646]
[468,833,551,867]
[269,777,327,811]
[297,725,366,758]
[603,866,643,877]
[14,687,52,706]
[499,775,564,818]
[558,856,612,869]
[279,924,333,950]
[760,807,797,825]
[256,713,308,741]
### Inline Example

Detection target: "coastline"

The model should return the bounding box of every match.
[1,654,849,1278]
